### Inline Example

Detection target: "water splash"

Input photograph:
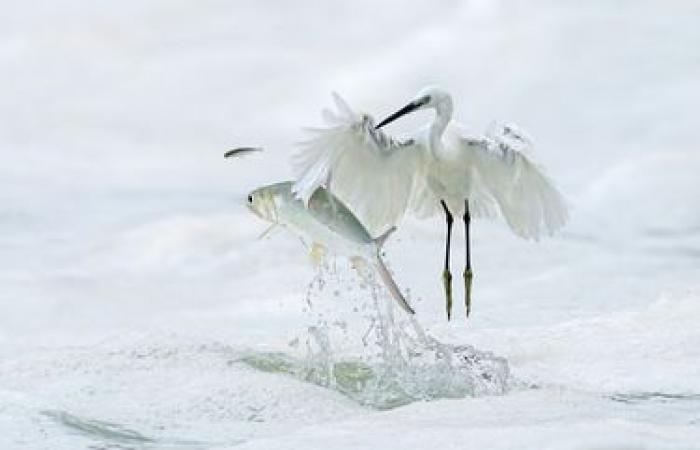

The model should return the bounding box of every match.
[240,260,510,409]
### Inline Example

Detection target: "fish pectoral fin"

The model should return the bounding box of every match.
[309,243,326,265]
[257,223,278,240]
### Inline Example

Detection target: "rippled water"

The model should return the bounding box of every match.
[0,264,512,449]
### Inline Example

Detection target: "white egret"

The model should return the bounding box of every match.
[292,87,568,320]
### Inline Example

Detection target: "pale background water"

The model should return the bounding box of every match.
[1,1,700,449]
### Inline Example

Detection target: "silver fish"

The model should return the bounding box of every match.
[246,181,415,315]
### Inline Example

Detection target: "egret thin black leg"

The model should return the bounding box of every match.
[440,200,453,321]
[464,199,473,318]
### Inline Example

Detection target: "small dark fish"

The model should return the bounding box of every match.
[224,147,263,158]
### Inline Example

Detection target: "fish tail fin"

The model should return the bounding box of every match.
[373,226,397,248]
[374,256,415,315]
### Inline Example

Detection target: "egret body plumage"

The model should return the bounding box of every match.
[292,87,568,319]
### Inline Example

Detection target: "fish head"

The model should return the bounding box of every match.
[246,186,280,223]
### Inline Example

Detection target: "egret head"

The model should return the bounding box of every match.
[375,86,453,129]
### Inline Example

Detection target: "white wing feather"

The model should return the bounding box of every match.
[460,123,568,240]
[292,93,422,235]
[292,93,567,240]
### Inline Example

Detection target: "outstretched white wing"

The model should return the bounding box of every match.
[292,93,422,235]
[459,122,569,240]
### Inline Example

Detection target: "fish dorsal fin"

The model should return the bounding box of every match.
[373,226,397,248]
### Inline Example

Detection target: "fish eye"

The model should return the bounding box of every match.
[247,195,253,203]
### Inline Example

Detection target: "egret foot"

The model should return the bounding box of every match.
[442,269,453,320]
[464,268,473,318]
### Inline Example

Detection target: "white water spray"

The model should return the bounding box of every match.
[241,260,510,409]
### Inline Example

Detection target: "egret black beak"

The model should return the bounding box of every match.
[375,98,426,129]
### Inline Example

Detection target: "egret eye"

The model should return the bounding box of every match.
[247,195,253,203]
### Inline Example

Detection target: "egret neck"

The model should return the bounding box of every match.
[428,95,453,160]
